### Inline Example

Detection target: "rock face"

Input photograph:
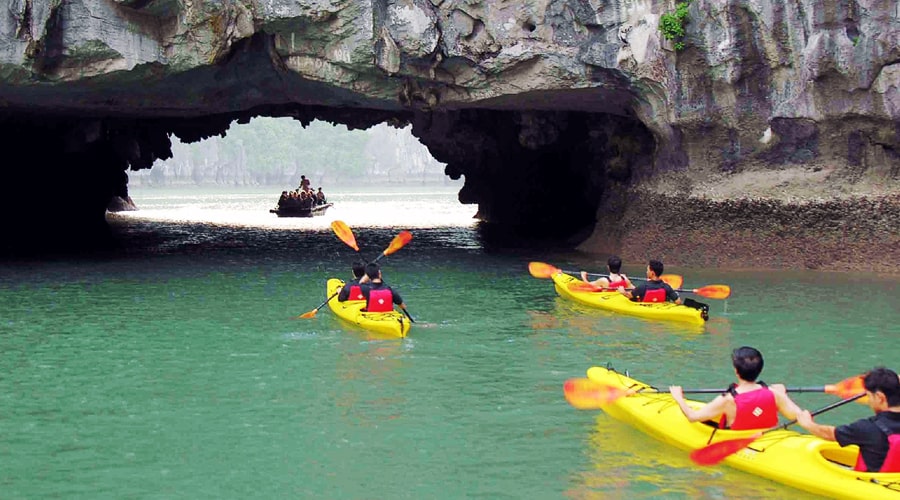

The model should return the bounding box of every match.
[0,1,897,269]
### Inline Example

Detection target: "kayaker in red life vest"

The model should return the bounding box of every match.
[618,259,680,303]
[360,262,407,314]
[337,261,369,302]
[581,255,634,290]
[669,346,803,430]
[797,367,900,473]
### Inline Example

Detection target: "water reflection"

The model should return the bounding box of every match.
[565,415,820,498]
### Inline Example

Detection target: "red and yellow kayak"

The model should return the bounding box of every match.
[585,366,900,499]
[551,272,706,325]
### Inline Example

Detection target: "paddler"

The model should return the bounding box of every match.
[669,346,803,430]
[797,367,900,473]
[337,261,368,302]
[580,255,634,290]
[360,262,407,314]
[618,259,680,303]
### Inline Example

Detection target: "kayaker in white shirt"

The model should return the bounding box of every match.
[580,255,634,290]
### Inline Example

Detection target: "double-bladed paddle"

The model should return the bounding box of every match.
[562,374,866,410]
[296,225,413,319]
[689,392,867,466]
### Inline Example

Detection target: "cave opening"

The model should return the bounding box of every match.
[0,104,655,255]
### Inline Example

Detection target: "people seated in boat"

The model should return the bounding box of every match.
[338,261,369,302]
[359,262,407,314]
[618,260,680,303]
[581,255,633,290]
[669,346,802,430]
[316,187,327,205]
[797,367,900,473]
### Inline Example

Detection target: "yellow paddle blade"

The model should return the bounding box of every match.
[384,231,413,256]
[692,285,731,299]
[528,261,561,279]
[331,220,359,251]
[661,274,683,289]
[563,378,629,409]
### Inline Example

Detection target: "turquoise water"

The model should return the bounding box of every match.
[1,187,897,499]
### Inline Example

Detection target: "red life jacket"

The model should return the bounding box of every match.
[719,384,779,430]
[853,417,900,472]
[348,285,364,301]
[366,287,394,312]
[607,275,628,289]
[642,288,667,303]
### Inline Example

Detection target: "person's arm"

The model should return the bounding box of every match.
[796,410,837,441]
[623,274,634,289]
[337,285,350,302]
[392,287,404,307]
[670,386,729,423]
[770,384,802,420]
[665,283,683,304]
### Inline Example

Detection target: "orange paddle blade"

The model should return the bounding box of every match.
[331,220,359,251]
[661,274,684,289]
[825,374,867,402]
[563,378,629,409]
[384,230,413,256]
[297,309,317,319]
[690,433,761,466]
[691,285,731,299]
[528,261,561,279]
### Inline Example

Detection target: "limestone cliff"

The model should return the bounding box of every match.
[0,0,897,270]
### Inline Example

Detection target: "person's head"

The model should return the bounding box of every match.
[364,262,381,280]
[301,175,306,179]
[731,346,764,382]
[863,367,900,410]
[647,260,664,279]
[607,255,623,274]
[351,261,366,279]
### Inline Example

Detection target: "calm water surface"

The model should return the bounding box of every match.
[1,186,897,499]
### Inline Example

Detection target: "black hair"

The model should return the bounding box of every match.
[864,367,900,406]
[731,346,764,381]
[351,261,366,279]
[648,260,664,277]
[607,255,623,273]
[364,262,380,280]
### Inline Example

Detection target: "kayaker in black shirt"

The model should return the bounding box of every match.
[797,367,900,473]
[360,262,407,313]
[618,260,680,303]
[337,261,368,302]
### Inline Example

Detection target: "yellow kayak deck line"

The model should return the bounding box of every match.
[551,272,706,325]
[326,278,410,338]
[586,366,900,499]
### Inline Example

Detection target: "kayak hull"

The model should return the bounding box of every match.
[326,278,410,338]
[551,272,706,325]
[585,366,900,499]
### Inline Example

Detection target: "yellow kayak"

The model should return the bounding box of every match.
[326,278,411,338]
[551,272,706,325]
[586,366,900,499]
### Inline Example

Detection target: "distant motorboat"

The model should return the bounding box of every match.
[269,202,333,218]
